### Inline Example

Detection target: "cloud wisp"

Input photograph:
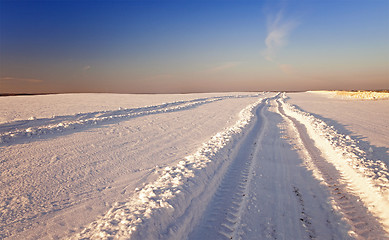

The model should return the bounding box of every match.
[262,9,298,62]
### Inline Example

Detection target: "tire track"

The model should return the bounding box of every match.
[277,97,388,239]
[0,94,259,146]
[69,96,267,240]
[188,101,268,240]
[190,96,352,240]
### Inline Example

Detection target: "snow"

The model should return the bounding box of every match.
[311,90,389,100]
[1,91,388,239]
[189,97,351,240]
[287,91,388,164]
[0,93,253,124]
[281,94,389,234]
[0,94,255,144]
[72,95,264,239]
[0,92,263,239]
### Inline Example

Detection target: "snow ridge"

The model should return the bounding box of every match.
[280,94,389,230]
[71,97,264,239]
[0,94,257,145]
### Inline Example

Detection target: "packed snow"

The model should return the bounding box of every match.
[1,92,388,239]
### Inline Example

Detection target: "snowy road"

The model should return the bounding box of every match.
[189,97,351,240]
[189,96,388,239]
[1,92,388,239]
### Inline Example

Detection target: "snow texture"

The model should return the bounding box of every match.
[281,93,389,233]
[1,92,388,239]
[71,96,264,239]
[0,95,254,144]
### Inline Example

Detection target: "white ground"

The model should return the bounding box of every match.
[1,92,388,239]
[288,92,389,153]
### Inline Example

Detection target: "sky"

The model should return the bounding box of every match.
[0,0,388,94]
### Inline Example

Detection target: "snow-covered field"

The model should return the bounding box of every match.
[1,92,388,239]
[312,90,389,100]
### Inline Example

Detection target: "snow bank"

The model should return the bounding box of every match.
[280,94,389,229]
[310,91,389,100]
[71,97,264,239]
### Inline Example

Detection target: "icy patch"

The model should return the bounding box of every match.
[280,93,389,229]
[71,97,264,239]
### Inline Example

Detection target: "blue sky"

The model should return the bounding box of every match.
[1,0,388,93]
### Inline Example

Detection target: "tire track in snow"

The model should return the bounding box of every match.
[278,96,389,239]
[188,99,269,240]
[0,94,259,145]
[69,95,268,240]
[190,97,353,240]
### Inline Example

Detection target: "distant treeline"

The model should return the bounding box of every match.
[1,90,388,97]
[0,93,56,97]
